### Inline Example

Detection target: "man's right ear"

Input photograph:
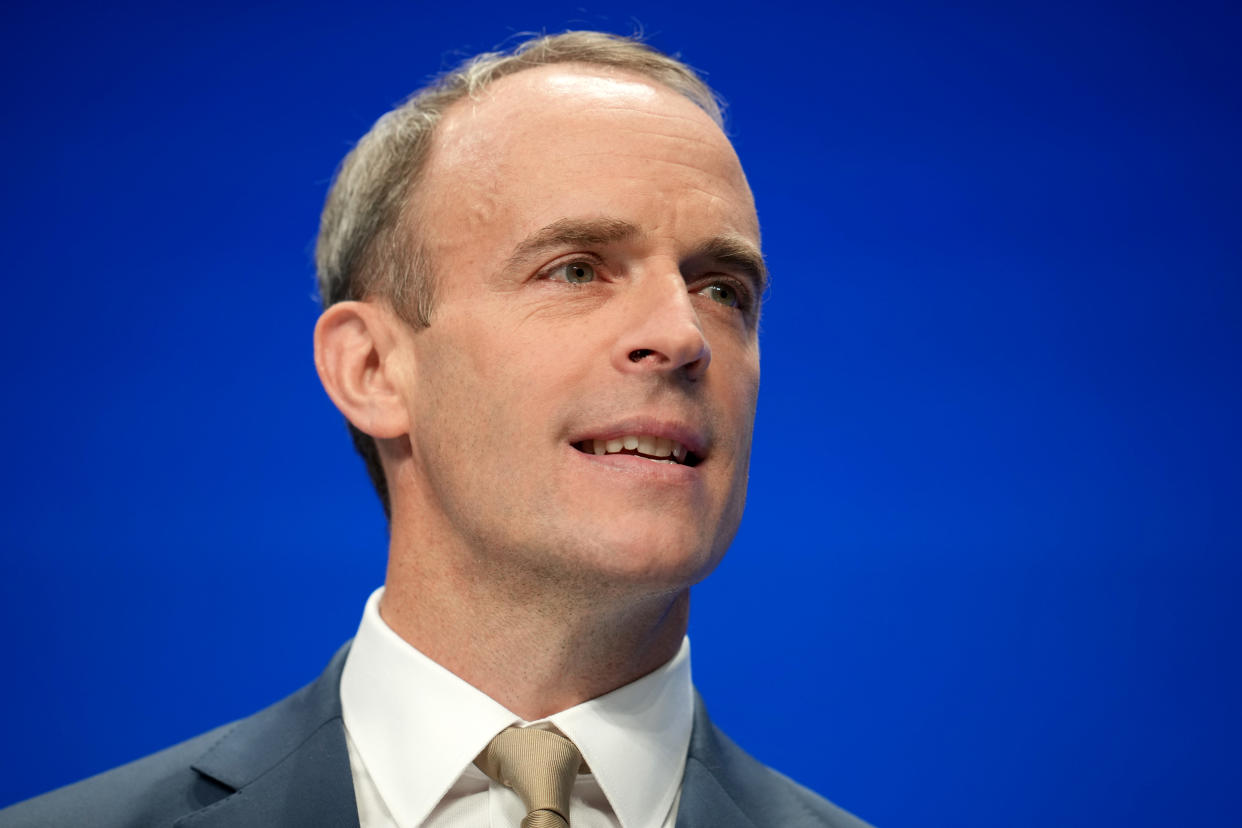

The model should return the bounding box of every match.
[313,301,413,439]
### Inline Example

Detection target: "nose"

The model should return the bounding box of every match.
[611,270,712,381]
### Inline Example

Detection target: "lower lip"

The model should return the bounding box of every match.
[568,445,702,484]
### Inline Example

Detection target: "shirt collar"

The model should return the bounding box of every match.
[340,587,694,828]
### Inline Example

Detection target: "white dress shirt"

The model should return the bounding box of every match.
[339,588,694,828]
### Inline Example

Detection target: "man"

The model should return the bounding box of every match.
[1,31,871,828]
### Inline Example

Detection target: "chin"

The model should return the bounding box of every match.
[573,524,727,591]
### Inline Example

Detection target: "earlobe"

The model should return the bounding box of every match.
[313,301,412,439]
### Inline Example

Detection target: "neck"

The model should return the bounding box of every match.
[380,545,690,721]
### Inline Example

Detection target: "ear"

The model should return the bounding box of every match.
[313,301,413,439]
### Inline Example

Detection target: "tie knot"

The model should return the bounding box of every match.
[475,727,584,828]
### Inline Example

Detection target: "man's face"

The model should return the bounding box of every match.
[398,65,762,593]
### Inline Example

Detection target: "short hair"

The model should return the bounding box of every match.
[315,30,726,520]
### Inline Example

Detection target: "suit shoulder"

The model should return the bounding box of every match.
[754,764,875,828]
[0,644,352,828]
[0,723,236,828]
[686,700,875,828]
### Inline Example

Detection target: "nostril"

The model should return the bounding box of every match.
[628,349,654,362]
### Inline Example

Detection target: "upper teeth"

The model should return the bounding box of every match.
[586,435,688,462]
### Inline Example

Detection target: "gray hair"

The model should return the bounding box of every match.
[314,30,726,520]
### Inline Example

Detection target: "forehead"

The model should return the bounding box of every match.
[417,64,758,246]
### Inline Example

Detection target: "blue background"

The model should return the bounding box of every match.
[2,1,1239,825]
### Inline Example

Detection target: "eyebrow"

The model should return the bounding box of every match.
[505,217,641,271]
[505,216,767,294]
[689,234,768,296]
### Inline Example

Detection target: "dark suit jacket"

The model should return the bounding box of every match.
[0,644,872,827]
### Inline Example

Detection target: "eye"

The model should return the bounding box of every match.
[698,282,741,308]
[550,260,597,284]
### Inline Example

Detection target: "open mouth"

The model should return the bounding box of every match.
[572,435,703,467]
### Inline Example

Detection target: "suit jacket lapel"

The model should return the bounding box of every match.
[677,758,757,828]
[175,644,360,828]
[160,647,783,828]
[675,694,758,828]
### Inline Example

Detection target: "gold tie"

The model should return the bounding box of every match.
[475,726,584,828]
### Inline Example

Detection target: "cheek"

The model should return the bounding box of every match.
[409,324,498,459]
[721,344,761,423]
[415,316,564,441]
[718,350,760,491]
